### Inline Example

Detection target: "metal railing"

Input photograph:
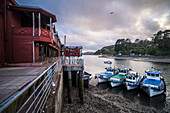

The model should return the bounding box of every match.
[65,56,84,65]
[0,57,64,113]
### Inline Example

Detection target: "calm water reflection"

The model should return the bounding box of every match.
[83,55,170,110]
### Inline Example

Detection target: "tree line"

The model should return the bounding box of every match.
[94,30,170,56]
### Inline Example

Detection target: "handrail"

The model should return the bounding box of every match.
[0,56,64,112]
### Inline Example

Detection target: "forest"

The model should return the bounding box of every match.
[94,30,170,56]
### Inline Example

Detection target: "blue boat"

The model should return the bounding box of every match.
[95,66,118,83]
[140,67,166,97]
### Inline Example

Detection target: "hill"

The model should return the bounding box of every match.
[94,30,170,56]
[94,45,115,55]
[83,52,95,55]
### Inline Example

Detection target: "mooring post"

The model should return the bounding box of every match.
[79,70,84,104]
[75,71,78,88]
[68,71,72,103]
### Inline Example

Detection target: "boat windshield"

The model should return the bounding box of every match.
[126,76,136,80]
[120,70,124,72]
[156,74,159,77]
[128,76,132,79]
[151,74,154,77]
[147,73,160,78]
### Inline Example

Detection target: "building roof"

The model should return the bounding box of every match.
[10,0,18,5]
[66,46,83,49]
[9,5,57,22]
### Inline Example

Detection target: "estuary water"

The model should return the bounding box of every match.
[83,55,170,111]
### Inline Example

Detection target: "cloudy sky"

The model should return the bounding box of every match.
[16,0,170,52]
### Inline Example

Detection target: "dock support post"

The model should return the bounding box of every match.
[79,71,84,104]
[68,71,72,103]
[75,71,78,88]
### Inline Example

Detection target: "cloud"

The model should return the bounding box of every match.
[16,0,170,52]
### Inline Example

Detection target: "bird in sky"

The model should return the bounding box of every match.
[110,12,114,14]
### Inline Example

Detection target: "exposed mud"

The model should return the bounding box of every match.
[63,85,169,113]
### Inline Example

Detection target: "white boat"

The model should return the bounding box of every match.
[95,71,114,83]
[95,66,118,83]
[140,67,166,97]
[108,68,129,87]
[125,72,143,90]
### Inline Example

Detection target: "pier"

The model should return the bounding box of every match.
[0,47,84,112]
[63,57,84,104]
[0,57,64,112]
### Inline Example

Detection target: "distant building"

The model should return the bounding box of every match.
[65,46,83,57]
[0,0,61,63]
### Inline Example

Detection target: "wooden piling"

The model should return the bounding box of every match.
[79,71,84,104]
[68,71,72,103]
[75,71,78,88]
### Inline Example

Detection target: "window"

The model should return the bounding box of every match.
[151,74,154,77]
[156,74,159,77]
[120,70,123,72]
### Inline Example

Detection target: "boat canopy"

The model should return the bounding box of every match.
[105,67,119,71]
[119,69,129,73]
[126,74,136,77]
[145,71,162,75]
[145,67,162,75]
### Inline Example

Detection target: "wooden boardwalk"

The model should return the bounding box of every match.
[0,66,46,104]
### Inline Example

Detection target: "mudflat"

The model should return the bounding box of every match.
[63,85,169,113]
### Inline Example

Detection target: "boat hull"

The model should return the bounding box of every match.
[141,79,165,97]
[126,85,138,90]
[110,82,122,87]
[142,87,164,97]
[98,78,108,83]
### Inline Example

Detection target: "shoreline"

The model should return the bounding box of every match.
[97,55,170,63]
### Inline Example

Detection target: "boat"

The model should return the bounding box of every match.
[108,68,130,87]
[95,66,118,83]
[83,71,92,88]
[119,68,131,75]
[95,71,114,83]
[125,72,143,90]
[104,61,112,64]
[140,67,166,97]
[105,66,119,74]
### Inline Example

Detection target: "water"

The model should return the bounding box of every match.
[83,55,170,110]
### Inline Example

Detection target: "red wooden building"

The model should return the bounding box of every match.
[65,46,83,57]
[0,0,61,63]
